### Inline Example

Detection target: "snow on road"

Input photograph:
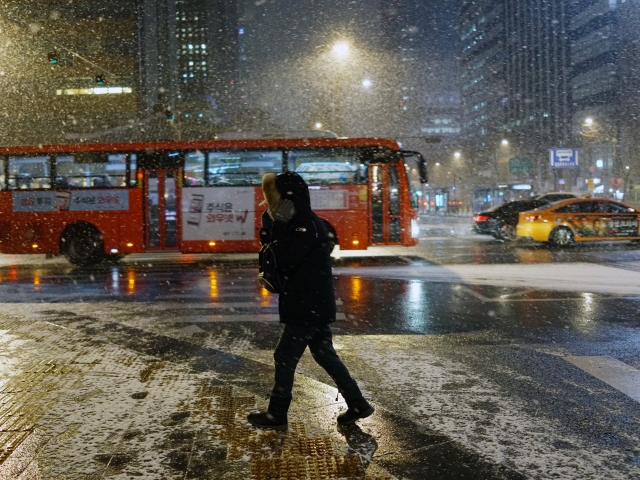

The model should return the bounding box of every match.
[334,262,640,296]
[336,336,638,480]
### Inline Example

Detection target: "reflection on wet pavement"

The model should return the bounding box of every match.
[1,251,640,478]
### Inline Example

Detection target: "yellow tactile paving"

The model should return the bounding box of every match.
[0,316,392,479]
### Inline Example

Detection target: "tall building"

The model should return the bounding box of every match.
[458,0,508,177]
[459,0,573,190]
[504,0,572,186]
[0,0,139,145]
[138,0,240,135]
[568,0,625,193]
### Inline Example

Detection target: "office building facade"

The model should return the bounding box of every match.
[458,0,508,178]
[504,0,572,187]
[138,0,240,136]
[569,0,620,184]
[459,0,573,190]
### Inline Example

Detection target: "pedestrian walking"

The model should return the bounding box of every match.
[247,171,374,431]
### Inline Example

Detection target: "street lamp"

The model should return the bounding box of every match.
[451,152,463,212]
[362,78,372,89]
[495,139,510,181]
[580,116,620,188]
[329,41,351,135]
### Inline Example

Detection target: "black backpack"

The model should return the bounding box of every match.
[257,242,286,294]
[258,221,319,294]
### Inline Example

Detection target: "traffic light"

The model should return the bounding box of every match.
[95,75,106,85]
[48,52,59,65]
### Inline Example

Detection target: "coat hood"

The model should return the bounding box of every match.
[261,171,311,215]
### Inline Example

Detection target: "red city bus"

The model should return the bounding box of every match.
[0,136,426,265]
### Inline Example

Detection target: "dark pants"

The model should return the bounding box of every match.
[268,323,365,419]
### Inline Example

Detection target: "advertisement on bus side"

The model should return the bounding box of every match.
[12,191,129,212]
[181,188,255,241]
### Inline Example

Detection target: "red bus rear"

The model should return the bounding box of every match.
[0,137,424,265]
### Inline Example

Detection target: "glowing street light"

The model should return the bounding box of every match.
[332,42,350,59]
[362,78,372,88]
[501,139,509,146]
[454,151,461,159]
[315,122,323,129]
[584,117,594,126]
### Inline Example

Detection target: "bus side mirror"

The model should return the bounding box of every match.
[402,151,428,184]
[417,159,428,184]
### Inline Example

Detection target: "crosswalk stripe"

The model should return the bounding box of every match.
[564,356,640,402]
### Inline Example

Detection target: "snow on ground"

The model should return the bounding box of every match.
[0,306,384,479]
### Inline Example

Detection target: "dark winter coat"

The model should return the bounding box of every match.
[260,172,336,325]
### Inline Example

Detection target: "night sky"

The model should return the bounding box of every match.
[241,0,459,86]
[238,0,460,130]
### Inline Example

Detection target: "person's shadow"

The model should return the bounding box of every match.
[337,424,378,469]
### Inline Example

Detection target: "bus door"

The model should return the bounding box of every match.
[370,164,401,244]
[144,169,180,250]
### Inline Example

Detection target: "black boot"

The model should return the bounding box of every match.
[247,411,288,431]
[247,392,291,431]
[337,399,375,425]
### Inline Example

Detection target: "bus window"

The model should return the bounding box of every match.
[8,156,51,190]
[129,154,137,187]
[288,148,363,185]
[184,151,205,186]
[55,152,129,188]
[0,158,4,189]
[207,150,282,186]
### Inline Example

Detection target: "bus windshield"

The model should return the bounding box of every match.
[288,148,367,185]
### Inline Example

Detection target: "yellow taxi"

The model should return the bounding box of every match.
[516,197,640,246]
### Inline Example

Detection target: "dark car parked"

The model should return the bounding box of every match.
[474,199,548,241]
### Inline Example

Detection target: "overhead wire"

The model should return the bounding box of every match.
[0,7,116,78]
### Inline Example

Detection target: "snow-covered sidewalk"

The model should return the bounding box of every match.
[0,311,389,479]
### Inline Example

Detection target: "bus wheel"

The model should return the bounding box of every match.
[322,220,337,253]
[61,223,105,266]
[548,227,573,247]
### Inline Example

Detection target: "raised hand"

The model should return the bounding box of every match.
[273,199,296,223]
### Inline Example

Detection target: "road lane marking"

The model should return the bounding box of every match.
[564,356,640,403]
[457,286,626,303]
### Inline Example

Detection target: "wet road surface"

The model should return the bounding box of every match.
[0,233,640,478]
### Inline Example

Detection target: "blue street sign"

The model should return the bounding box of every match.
[549,148,579,168]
